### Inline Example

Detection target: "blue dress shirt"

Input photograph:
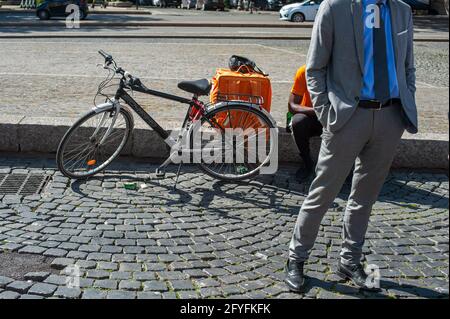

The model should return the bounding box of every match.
[360,0,399,100]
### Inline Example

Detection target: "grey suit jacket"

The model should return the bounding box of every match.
[306,0,418,134]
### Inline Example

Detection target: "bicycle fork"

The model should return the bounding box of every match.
[91,99,122,144]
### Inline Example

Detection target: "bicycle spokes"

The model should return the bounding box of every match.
[58,108,132,178]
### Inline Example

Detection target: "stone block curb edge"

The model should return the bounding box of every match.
[0,116,448,169]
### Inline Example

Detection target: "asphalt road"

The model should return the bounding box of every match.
[0,9,448,41]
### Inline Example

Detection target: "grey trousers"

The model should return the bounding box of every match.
[289,104,406,266]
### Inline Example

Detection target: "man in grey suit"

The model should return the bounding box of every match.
[285,0,417,292]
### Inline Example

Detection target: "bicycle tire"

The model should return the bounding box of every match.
[56,108,133,179]
[196,103,277,182]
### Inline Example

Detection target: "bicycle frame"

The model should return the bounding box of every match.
[93,78,208,149]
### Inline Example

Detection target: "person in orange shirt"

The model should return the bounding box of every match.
[287,65,323,180]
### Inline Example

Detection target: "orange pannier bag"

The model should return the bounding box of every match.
[209,68,272,129]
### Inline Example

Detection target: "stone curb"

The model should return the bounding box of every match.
[0,116,448,169]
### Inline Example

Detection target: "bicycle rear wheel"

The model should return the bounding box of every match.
[197,103,277,181]
[57,108,133,179]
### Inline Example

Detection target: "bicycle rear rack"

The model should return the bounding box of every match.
[216,93,264,106]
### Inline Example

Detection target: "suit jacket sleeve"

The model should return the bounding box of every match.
[306,0,333,121]
[405,8,416,96]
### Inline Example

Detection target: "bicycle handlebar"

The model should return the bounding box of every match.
[98,50,141,87]
[98,50,112,61]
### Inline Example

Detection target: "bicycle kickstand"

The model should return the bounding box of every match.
[173,162,183,191]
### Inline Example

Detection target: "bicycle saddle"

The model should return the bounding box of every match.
[177,79,211,96]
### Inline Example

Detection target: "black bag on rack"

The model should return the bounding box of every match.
[228,55,268,76]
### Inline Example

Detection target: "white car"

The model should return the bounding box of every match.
[279,0,322,23]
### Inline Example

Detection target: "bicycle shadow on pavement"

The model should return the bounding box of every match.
[69,172,194,208]
[66,164,448,220]
[203,179,307,215]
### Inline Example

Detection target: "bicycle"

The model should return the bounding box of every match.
[56,50,278,184]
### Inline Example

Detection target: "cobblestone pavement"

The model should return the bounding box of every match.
[0,156,448,299]
[0,39,448,134]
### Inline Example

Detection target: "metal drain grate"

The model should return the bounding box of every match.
[0,173,50,196]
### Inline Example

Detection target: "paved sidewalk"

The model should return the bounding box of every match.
[0,156,448,299]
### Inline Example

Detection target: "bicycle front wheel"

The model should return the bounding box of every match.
[197,103,277,181]
[57,107,133,179]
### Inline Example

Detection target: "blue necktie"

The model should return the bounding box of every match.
[373,2,391,103]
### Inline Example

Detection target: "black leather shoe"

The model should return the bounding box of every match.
[336,261,381,291]
[284,259,306,293]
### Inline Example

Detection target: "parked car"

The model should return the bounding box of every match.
[134,0,154,5]
[152,0,181,7]
[201,0,224,10]
[180,0,197,8]
[238,0,268,10]
[279,0,322,22]
[267,0,284,11]
[90,0,109,7]
[36,0,89,20]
